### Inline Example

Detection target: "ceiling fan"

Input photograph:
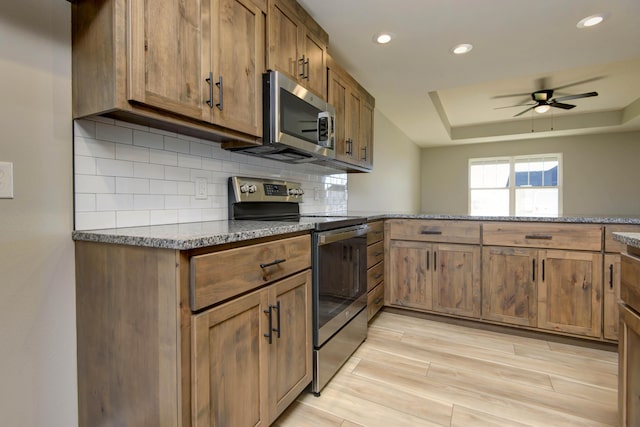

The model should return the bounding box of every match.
[495,77,601,117]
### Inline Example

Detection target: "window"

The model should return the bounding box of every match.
[469,154,562,217]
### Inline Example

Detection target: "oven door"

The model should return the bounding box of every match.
[313,224,368,347]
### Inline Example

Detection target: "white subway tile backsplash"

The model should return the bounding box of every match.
[133,194,165,210]
[116,143,150,162]
[164,136,191,153]
[75,156,96,175]
[76,211,116,230]
[75,137,116,159]
[75,174,116,194]
[115,177,149,194]
[149,179,178,195]
[116,210,150,228]
[96,194,134,211]
[96,122,133,144]
[165,166,191,182]
[133,162,164,179]
[133,130,164,149]
[74,118,348,230]
[96,158,134,177]
[150,149,178,166]
[178,153,202,169]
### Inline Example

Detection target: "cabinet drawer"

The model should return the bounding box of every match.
[367,241,384,267]
[387,219,480,244]
[367,221,384,245]
[190,234,311,310]
[367,282,384,321]
[367,261,384,292]
[605,224,640,253]
[483,222,602,251]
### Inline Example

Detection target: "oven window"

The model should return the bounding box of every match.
[280,88,321,144]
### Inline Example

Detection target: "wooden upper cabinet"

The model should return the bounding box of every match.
[267,0,328,99]
[210,0,265,136]
[128,0,210,121]
[72,0,264,143]
[360,99,374,169]
[328,69,349,160]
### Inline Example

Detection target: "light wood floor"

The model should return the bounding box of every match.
[275,310,618,427]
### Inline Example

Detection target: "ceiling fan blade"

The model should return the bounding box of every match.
[552,76,605,91]
[552,91,598,102]
[492,92,533,99]
[494,103,535,110]
[549,102,576,110]
[513,106,536,117]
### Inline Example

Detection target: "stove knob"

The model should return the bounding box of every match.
[288,188,298,196]
[240,183,250,193]
[248,184,257,193]
[297,188,305,196]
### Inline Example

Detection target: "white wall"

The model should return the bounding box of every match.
[0,1,77,426]
[420,131,640,216]
[348,110,421,213]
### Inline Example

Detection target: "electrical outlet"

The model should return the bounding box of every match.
[0,162,14,199]
[195,177,208,200]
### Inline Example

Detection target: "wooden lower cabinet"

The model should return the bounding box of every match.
[537,250,602,338]
[192,270,312,426]
[619,303,640,427]
[482,246,538,327]
[388,240,480,318]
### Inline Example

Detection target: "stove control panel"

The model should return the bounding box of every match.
[229,176,304,203]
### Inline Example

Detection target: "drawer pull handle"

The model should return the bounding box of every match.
[421,230,442,235]
[525,234,552,240]
[374,273,383,279]
[260,258,286,269]
[374,251,384,257]
[374,297,383,305]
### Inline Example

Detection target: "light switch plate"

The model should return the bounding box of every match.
[195,177,208,200]
[0,162,14,198]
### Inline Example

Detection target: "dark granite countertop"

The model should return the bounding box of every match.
[73,213,640,250]
[613,232,640,249]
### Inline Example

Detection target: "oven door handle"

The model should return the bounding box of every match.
[317,226,368,246]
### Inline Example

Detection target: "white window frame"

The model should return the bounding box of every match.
[468,153,563,216]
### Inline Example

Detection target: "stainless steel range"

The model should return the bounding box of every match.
[228,176,368,395]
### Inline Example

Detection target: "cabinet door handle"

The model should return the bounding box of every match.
[304,57,310,80]
[542,259,545,282]
[272,301,281,339]
[205,72,214,108]
[346,138,353,155]
[420,230,442,235]
[263,306,273,344]
[525,234,552,240]
[609,264,614,289]
[426,251,430,271]
[215,75,223,111]
[361,146,367,161]
[434,251,437,268]
[532,259,536,281]
[299,55,307,79]
[260,258,286,269]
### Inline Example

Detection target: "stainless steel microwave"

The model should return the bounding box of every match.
[227,71,336,164]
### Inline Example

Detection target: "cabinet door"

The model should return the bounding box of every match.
[604,253,621,340]
[129,0,210,121]
[211,0,264,136]
[192,289,269,427]
[482,247,537,327]
[538,250,603,337]
[620,302,640,426]
[345,89,362,164]
[432,244,481,318]
[268,270,312,422]
[388,240,432,310]
[359,99,374,169]
[327,69,349,161]
[302,30,327,97]
[267,0,301,80]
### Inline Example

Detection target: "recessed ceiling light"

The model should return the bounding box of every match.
[451,43,473,55]
[577,14,606,28]
[373,32,395,44]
